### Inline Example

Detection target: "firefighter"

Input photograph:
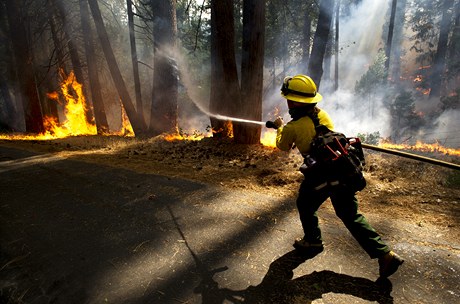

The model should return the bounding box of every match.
[271,74,404,278]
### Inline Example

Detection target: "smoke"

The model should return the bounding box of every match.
[426,110,460,147]
[172,0,459,148]
[338,0,390,88]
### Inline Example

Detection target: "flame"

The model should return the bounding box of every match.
[260,129,277,147]
[57,71,97,136]
[416,87,431,95]
[163,132,205,142]
[413,75,423,82]
[0,71,134,140]
[380,141,460,156]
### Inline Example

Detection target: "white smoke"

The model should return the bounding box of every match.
[338,0,390,88]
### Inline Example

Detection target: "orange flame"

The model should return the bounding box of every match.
[163,132,205,141]
[0,71,134,140]
[380,141,460,156]
[260,129,277,147]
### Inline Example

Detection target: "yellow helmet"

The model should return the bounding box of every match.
[280,75,323,103]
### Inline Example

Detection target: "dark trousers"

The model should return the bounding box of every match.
[297,180,390,259]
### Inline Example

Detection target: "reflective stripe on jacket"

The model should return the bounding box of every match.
[276,109,334,155]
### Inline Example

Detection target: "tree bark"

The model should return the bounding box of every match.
[385,0,398,71]
[5,0,44,133]
[308,0,335,89]
[301,8,312,69]
[52,0,94,125]
[334,0,340,91]
[209,0,241,138]
[149,0,178,135]
[389,0,407,84]
[127,0,143,121]
[79,0,109,134]
[88,0,147,135]
[429,0,455,98]
[234,0,265,144]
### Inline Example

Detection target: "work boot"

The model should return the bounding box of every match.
[293,238,324,253]
[378,251,404,278]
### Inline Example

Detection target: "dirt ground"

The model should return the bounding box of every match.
[0,135,459,303]
[1,135,459,240]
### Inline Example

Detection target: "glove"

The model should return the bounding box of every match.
[273,116,284,128]
[266,116,284,129]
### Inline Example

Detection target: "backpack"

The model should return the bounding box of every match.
[300,116,366,192]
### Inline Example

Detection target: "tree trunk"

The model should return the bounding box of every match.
[301,9,312,69]
[45,4,63,121]
[79,0,109,134]
[429,0,455,98]
[385,0,398,71]
[308,0,335,89]
[5,0,44,133]
[209,0,241,138]
[149,0,178,135]
[447,0,459,89]
[389,0,407,84]
[127,0,143,121]
[334,0,340,92]
[0,74,17,130]
[234,0,265,144]
[52,0,94,125]
[87,0,147,135]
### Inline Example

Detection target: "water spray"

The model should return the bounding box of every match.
[210,113,266,126]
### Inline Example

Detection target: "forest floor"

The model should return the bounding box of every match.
[0,135,459,303]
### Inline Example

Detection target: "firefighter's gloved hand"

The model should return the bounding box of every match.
[266,116,284,129]
[273,116,284,128]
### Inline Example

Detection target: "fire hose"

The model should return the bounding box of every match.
[265,120,459,170]
[361,143,460,171]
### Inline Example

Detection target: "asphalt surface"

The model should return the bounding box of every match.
[0,145,459,304]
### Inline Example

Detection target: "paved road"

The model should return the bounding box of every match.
[0,145,459,303]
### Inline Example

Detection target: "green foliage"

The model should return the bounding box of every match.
[408,0,443,65]
[389,90,425,141]
[176,0,211,87]
[357,132,381,145]
[354,50,388,97]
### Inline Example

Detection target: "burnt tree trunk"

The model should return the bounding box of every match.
[88,0,147,135]
[334,0,340,91]
[301,8,313,69]
[149,0,178,135]
[389,0,407,84]
[209,0,241,138]
[234,0,265,144]
[5,0,44,133]
[127,0,143,121]
[307,0,335,89]
[385,0,398,72]
[52,0,94,125]
[79,0,109,134]
[429,0,455,99]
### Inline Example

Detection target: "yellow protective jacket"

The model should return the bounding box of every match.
[276,109,334,155]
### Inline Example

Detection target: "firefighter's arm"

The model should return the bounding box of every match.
[276,123,296,151]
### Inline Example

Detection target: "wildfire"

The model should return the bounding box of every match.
[380,141,460,156]
[260,129,277,147]
[0,71,134,140]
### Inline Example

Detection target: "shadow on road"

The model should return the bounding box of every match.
[169,206,393,304]
[194,250,393,304]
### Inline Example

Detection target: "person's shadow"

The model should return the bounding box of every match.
[167,206,392,304]
[194,249,393,304]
